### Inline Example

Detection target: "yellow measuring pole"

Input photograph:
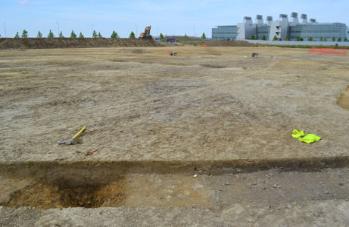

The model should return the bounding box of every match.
[72,126,87,140]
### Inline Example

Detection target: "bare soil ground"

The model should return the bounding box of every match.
[1,46,349,226]
[338,85,349,109]
[0,46,348,162]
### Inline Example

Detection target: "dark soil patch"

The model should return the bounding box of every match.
[6,178,125,209]
[200,64,227,68]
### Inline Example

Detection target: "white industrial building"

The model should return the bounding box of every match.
[212,13,349,41]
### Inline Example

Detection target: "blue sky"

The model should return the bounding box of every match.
[0,0,348,38]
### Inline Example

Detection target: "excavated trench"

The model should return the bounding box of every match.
[1,159,349,209]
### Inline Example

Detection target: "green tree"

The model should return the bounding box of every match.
[70,31,77,39]
[111,31,119,39]
[262,35,266,40]
[92,30,98,39]
[14,32,20,39]
[344,38,348,42]
[22,30,28,39]
[332,37,336,42]
[79,32,84,39]
[48,30,54,39]
[273,35,278,41]
[59,32,64,39]
[201,33,206,40]
[308,37,313,41]
[159,33,165,41]
[297,36,304,41]
[250,35,256,40]
[337,37,342,42]
[37,31,43,38]
[98,32,103,38]
[129,31,136,39]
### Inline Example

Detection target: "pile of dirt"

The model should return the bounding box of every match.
[338,86,349,110]
[0,38,159,49]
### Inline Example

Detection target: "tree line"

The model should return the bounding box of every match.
[6,30,208,41]
[158,33,207,41]
[11,30,137,39]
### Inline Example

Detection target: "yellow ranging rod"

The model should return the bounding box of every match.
[58,126,87,145]
[72,126,87,140]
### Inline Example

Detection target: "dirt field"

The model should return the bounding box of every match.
[1,46,349,225]
[0,46,348,162]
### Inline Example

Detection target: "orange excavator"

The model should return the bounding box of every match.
[139,26,153,40]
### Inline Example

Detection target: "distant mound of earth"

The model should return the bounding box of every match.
[0,38,159,49]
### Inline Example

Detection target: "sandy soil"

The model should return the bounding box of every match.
[0,46,349,163]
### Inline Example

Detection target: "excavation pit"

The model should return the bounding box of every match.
[5,180,126,209]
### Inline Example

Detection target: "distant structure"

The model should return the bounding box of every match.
[166,36,176,43]
[212,25,238,41]
[212,13,349,41]
[139,26,153,40]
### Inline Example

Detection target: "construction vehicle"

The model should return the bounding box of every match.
[139,26,153,40]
